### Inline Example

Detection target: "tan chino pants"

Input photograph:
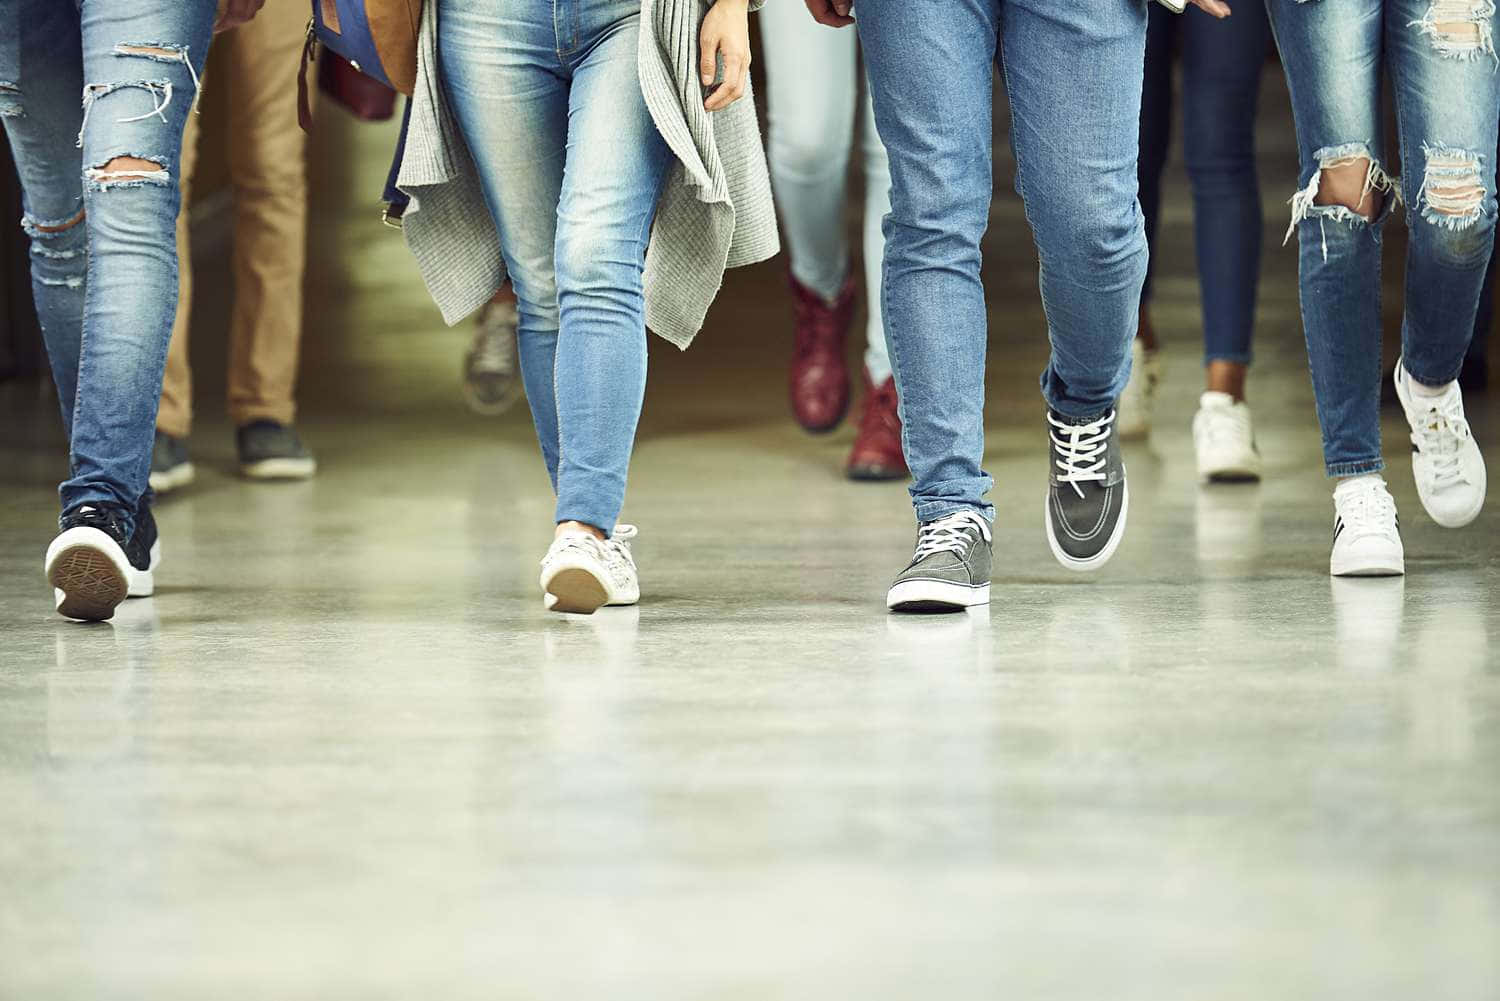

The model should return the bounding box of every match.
[158,0,310,438]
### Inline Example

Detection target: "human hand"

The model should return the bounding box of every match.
[804,0,855,28]
[215,0,266,33]
[701,0,752,112]
[1186,0,1232,17]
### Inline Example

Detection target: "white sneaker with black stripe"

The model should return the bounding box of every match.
[1329,476,1404,577]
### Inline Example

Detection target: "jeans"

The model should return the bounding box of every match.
[0,0,213,533]
[1267,0,1499,477]
[1138,1,1270,366]
[760,2,892,384]
[856,0,1149,524]
[439,0,673,534]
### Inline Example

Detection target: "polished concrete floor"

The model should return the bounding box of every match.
[2,73,1498,999]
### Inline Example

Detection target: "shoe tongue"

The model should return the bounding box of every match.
[1054,410,1106,427]
[1334,475,1385,500]
[1200,391,1235,409]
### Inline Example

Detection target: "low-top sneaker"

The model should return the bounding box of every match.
[1193,391,1262,482]
[45,503,160,621]
[1045,408,1129,571]
[1116,338,1160,440]
[148,430,195,494]
[540,525,641,614]
[1330,476,1404,577]
[886,510,992,612]
[238,420,317,480]
[1393,359,1486,528]
[463,295,524,417]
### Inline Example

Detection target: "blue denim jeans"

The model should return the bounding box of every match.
[1267,0,1500,477]
[439,0,673,535]
[761,2,892,384]
[1139,0,1271,366]
[0,0,213,534]
[856,0,1149,524]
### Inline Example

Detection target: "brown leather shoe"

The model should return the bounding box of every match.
[788,273,854,432]
[846,374,908,481]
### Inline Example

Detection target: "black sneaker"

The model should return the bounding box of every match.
[1045,407,1129,571]
[237,420,317,480]
[886,510,992,612]
[148,430,195,494]
[45,502,159,621]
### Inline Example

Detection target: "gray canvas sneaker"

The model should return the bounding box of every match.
[886,510,993,612]
[1045,407,1128,571]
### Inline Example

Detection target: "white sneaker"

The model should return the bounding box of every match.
[1116,338,1160,440]
[1329,476,1404,577]
[1393,359,1486,528]
[539,525,640,614]
[1192,391,1262,482]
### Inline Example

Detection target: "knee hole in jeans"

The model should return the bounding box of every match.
[1414,0,1498,60]
[85,155,171,190]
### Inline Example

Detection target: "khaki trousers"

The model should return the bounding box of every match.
[158,0,309,437]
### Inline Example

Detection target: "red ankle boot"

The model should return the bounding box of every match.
[846,374,908,481]
[788,273,854,432]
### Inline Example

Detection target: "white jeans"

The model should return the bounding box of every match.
[760,2,892,384]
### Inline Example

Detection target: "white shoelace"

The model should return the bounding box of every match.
[1336,480,1398,538]
[1408,389,1473,489]
[543,526,638,588]
[605,525,638,583]
[913,511,991,561]
[1049,410,1115,499]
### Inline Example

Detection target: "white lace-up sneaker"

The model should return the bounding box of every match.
[1192,391,1262,482]
[1329,476,1404,577]
[1393,358,1486,528]
[1116,338,1160,440]
[539,525,640,614]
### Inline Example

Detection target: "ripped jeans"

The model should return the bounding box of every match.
[0,0,214,531]
[1268,0,1500,477]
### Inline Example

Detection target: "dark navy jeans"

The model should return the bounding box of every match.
[1138,1,1271,368]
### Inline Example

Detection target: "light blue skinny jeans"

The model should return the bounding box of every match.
[439,0,674,535]
[0,0,213,534]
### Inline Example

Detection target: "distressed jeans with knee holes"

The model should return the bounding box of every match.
[855,0,1150,524]
[1267,0,1500,477]
[0,0,215,533]
[438,0,674,536]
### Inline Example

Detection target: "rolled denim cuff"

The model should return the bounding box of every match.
[1325,458,1385,479]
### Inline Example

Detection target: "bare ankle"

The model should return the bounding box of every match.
[555,520,606,541]
[1206,360,1248,402]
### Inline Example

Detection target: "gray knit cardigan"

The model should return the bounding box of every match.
[396,0,779,348]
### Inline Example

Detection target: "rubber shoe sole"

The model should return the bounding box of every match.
[1044,479,1130,573]
[241,456,317,481]
[1330,539,1405,578]
[46,528,133,621]
[887,579,990,612]
[543,566,610,615]
[148,461,195,494]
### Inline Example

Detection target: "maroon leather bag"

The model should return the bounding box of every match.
[317,49,397,122]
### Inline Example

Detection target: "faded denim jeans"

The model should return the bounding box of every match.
[439,0,674,536]
[0,0,214,534]
[1267,0,1500,476]
[855,0,1150,524]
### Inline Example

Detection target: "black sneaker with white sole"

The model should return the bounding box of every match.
[149,430,195,494]
[45,502,160,621]
[886,510,992,612]
[1045,407,1129,571]
[237,420,317,480]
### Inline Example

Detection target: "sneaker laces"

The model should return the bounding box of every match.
[606,525,638,579]
[1049,410,1115,499]
[1408,389,1473,489]
[913,511,991,561]
[1336,479,1398,538]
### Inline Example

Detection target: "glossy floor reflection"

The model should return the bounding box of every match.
[2,76,1498,999]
